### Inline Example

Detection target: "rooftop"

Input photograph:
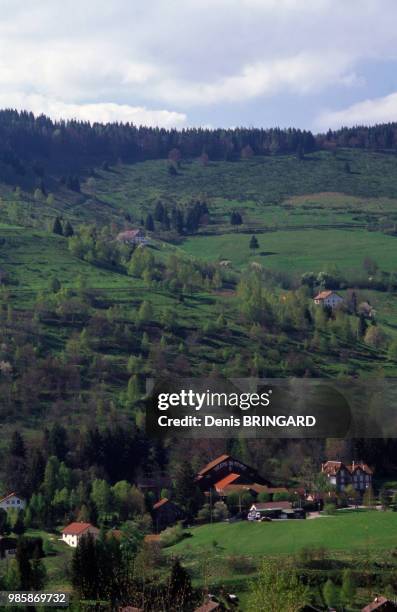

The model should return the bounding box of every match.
[61,522,98,536]
[153,498,169,510]
[251,501,292,511]
[362,596,397,611]
[314,290,339,300]
[197,454,230,477]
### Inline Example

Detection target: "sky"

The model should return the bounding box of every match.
[1,0,397,132]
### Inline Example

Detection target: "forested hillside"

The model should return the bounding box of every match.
[0,112,397,604]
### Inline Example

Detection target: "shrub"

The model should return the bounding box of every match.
[196,504,211,523]
[273,492,291,502]
[257,492,272,503]
[159,522,185,548]
[213,501,229,522]
[323,503,337,515]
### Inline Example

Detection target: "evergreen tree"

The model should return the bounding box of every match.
[91,479,112,517]
[138,300,153,323]
[168,559,194,610]
[15,538,32,590]
[5,432,27,496]
[145,213,155,231]
[249,235,259,252]
[340,568,356,607]
[358,313,368,339]
[0,509,9,535]
[174,462,203,519]
[323,578,339,609]
[43,456,60,500]
[230,211,243,225]
[154,201,165,222]
[163,210,171,230]
[31,554,47,590]
[71,534,99,600]
[9,431,26,458]
[13,513,25,536]
[49,277,61,293]
[45,424,68,461]
[171,208,184,234]
[63,220,74,237]
[52,216,63,236]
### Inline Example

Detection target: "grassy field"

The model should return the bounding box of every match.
[169,512,397,558]
[92,150,397,217]
[180,227,397,273]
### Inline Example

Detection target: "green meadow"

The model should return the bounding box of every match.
[169,512,397,558]
[180,228,397,273]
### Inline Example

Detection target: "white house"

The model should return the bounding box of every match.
[61,522,99,548]
[116,229,148,245]
[0,492,26,512]
[313,290,344,309]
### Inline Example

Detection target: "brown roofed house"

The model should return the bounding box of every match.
[322,460,373,493]
[116,228,148,245]
[196,455,271,491]
[313,290,344,309]
[152,498,186,532]
[61,522,99,548]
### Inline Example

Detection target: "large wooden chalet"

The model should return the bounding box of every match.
[322,460,373,493]
[195,454,271,493]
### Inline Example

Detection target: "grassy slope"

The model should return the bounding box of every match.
[1,148,397,387]
[169,512,397,557]
[180,228,397,273]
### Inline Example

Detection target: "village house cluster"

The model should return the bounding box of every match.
[0,454,375,550]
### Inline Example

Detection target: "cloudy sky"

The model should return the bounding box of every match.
[1,0,397,131]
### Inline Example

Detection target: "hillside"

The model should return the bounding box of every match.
[1,141,397,474]
[1,121,397,607]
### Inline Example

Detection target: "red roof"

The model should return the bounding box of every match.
[322,460,373,476]
[214,473,241,491]
[322,460,344,476]
[362,596,397,611]
[62,522,98,536]
[197,454,230,477]
[153,498,169,510]
[350,462,373,475]
[0,492,20,503]
[314,290,338,300]
[117,229,144,241]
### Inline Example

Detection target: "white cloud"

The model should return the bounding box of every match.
[0,93,186,127]
[0,0,396,125]
[316,92,397,130]
[154,53,357,106]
